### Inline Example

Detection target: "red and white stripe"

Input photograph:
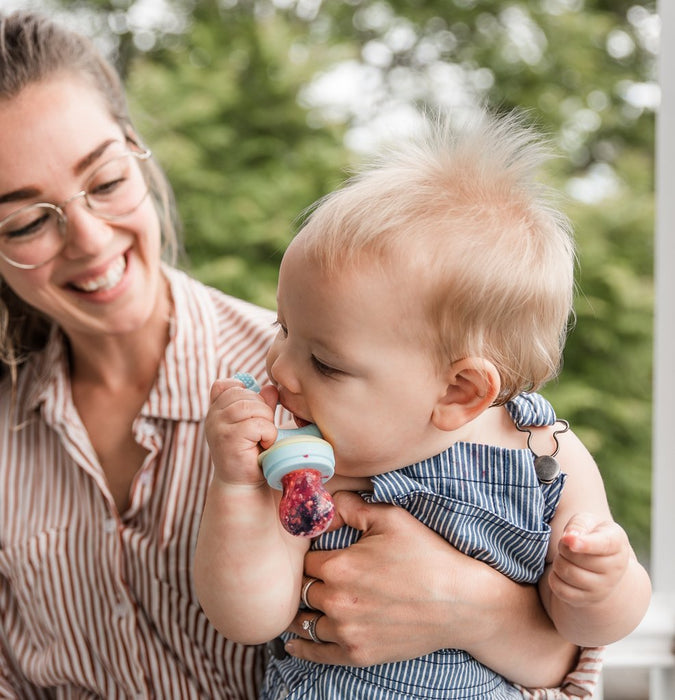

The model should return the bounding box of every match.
[0,267,275,698]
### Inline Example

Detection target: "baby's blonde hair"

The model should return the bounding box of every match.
[297,110,576,404]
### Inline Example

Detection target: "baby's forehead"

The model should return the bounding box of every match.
[283,244,425,317]
[284,229,405,277]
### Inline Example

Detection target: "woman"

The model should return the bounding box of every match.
[0,10,600,697]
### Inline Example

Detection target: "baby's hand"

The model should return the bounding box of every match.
[205,377,279,486]
[548,512,631,608]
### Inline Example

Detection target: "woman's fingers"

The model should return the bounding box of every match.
[290,609,331,644]
[300,576,321,611]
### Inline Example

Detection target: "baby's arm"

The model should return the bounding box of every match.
[194,378,309,644]
[538,428,651,647]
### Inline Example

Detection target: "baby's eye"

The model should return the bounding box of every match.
[272,319,288,337]
[311,355,341,377]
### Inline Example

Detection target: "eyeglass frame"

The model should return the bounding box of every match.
[0,144,153,270]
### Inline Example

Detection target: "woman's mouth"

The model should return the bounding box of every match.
[69,254,127,293]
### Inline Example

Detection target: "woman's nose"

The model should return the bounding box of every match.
[60,201,114,259]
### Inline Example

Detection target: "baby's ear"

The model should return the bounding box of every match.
[431,358,501,431]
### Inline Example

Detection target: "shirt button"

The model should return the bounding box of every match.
[114,601,129,617]
[103,518,117,533]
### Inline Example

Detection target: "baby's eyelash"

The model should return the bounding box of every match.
[272,319,288,337]
[311,355,341,377]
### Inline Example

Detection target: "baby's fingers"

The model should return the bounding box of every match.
[210,376,258,404]
[552,528,629,602]
[560,514,627,557]
[207,382,275,438]
[547,561,605,606]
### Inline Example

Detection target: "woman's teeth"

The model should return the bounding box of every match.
[72,256,126,292]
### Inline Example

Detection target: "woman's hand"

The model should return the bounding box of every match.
[286,491,579,688]
[286,491,460,665]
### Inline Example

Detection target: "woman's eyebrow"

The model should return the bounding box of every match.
[0,140,121,205]
[0,187,39,205]
[73,138,118,175]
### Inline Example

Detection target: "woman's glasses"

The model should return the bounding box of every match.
[0,148,152,269]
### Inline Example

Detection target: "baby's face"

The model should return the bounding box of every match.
[266,239,451,477]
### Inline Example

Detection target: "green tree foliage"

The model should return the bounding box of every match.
[16,0,656,555]
[125,2,351,308]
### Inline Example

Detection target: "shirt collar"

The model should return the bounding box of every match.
[141,265,219,422]
[24,266,218,423]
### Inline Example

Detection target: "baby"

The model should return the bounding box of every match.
[194,110,650,699]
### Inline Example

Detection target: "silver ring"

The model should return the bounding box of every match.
[301,577,319,610]
[301,613,323,644]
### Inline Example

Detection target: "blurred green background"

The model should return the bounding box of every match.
[8,0,656,560]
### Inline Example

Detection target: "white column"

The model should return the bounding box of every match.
[651,0,675,697]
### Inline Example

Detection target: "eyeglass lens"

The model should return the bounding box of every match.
[0,152,149,268]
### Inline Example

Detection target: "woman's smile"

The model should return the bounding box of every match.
[68,252,127,293]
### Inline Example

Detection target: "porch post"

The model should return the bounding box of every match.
[651,0,675,696]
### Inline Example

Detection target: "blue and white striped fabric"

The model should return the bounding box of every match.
[262,393,566,699]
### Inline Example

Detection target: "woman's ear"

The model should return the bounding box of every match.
[431,358,501,431]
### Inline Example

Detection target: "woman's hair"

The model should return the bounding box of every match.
[0,10,180,386]
[298,110,576,404]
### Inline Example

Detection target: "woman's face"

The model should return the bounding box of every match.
[0,75,165,342]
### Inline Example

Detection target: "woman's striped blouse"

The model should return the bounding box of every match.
[0,267,275,698]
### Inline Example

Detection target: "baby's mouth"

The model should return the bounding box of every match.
[293,414,311,428]
[277,393,312,428]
